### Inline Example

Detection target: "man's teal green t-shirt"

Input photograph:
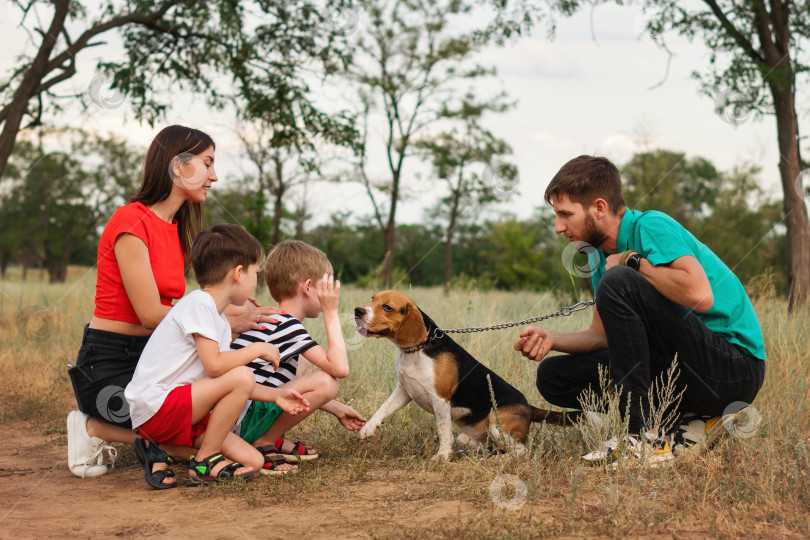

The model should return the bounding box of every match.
[588,209,766,360]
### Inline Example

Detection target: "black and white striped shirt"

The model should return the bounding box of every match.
[231,314,317,388]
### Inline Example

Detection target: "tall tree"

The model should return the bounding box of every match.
[345,0,498,287]
[0,129,141,282]
[490,0,810,306]
[0,0,348,181]
[418,94,516,293]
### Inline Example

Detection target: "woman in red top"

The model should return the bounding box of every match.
[67,125,279,483]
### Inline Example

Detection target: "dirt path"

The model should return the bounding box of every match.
[0,421,498,540]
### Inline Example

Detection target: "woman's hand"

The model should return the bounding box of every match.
[225,297,283,334]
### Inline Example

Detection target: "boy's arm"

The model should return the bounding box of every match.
[321,399,367,431]
[296,357,313,378]
[194,335,280,378]
[251,384,310,415]
[301,274,350,378]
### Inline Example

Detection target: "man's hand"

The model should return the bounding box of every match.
[316,273,340,314]
[605,251,637,271]
[226,297,283,334]
[514,326,555,361]
[336,405,367,431]
[274,388,311,416]
[251,342,281,370]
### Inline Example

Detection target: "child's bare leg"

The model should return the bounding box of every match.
[199,432,264,472]
[85,416,193,484]
[251,370,339,451]
[85,417,193,458]
[190,366,260,477]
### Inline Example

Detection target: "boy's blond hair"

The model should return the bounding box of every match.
[264,240,333,302]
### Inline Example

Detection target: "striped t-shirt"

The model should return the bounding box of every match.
[231,314,317,388]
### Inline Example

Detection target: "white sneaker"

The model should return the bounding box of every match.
[581,435,622,463]
[67,411,117,478]
[670,414,727,456]
[582,432,675,468]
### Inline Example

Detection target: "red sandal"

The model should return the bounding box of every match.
[275,435,319,463]
[255,445,298,475]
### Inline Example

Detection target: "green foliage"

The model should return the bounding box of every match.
[622,150,784,289]
[0,130,141,281]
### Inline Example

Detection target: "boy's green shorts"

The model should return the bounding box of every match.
[239,401,283,444]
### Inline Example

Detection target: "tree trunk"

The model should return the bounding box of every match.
[444,197,461,295]
[272,189,284,246]
[0,250,8,278]
[0,1,69,180]
[383,173,400,289]
[770,83,809,308]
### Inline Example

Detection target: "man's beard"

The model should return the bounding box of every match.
[583,213,607,248]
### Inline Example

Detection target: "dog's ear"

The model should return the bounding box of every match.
[395,301,427,349]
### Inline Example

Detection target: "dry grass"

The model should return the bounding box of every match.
[1,268,809,538]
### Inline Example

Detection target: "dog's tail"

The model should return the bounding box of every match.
[530,406,583,426]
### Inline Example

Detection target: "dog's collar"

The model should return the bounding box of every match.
[401,340,428,354]
[401,328,443,354]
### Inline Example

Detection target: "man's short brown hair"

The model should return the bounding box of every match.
[191,224,264,287]
[264,240,333,302]
[545,155,625,214]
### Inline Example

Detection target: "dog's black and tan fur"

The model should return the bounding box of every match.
[355,290,580,459]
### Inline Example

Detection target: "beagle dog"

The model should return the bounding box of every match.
[355,290,580,460]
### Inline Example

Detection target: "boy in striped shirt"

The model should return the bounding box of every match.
[231,240,365,471]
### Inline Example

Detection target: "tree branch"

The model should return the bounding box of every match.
[701,0,765,64]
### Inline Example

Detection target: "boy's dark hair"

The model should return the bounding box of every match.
[544,155,625,214]
[264,240,333,302]
[191,224,265,287]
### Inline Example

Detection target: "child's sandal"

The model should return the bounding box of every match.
[186,453,256,487]
[260,454,298,475]
[255,445,297,475]
[133,438,176,490]
[275,435,319,463]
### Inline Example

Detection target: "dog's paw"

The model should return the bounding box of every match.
[358,424,377,440]
[431,450,452,461]
[456,433,471,446]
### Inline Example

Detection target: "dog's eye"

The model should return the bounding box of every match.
[382,304,394,312]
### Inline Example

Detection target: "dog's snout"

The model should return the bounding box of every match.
[354,307,365,318]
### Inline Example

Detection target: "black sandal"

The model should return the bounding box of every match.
[133,438,176,490]
[187,453,256,487]
[255,445,297,476]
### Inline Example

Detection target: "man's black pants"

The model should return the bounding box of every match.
[536,267,765,433]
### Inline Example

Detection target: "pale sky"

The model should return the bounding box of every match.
[2,1,800,228]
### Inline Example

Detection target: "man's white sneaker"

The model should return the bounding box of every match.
[67,411,117,478]
[670,414,727,457]
[581,435,622,463]
[582,432,675,468]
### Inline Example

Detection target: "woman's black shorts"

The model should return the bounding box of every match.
[68,326,149,429]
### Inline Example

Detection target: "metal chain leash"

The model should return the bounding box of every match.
[435,299,596,338]
[401,299,596,353]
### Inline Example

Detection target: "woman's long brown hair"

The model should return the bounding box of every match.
[131,125,215,258]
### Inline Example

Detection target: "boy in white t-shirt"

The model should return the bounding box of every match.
[125,224,309,489]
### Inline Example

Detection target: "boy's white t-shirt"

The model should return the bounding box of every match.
[125,289,232,429]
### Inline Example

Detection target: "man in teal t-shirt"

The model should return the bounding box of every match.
[514,155,766,463]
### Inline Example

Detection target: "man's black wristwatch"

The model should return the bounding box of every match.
[625,253,644,271]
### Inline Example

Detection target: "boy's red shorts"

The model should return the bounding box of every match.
[136,384,210,447]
